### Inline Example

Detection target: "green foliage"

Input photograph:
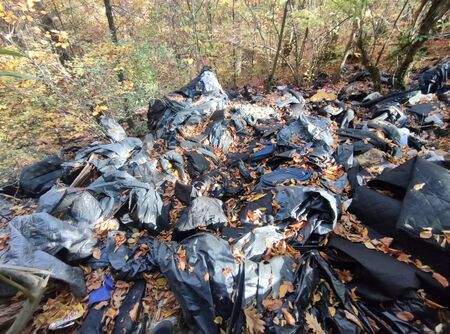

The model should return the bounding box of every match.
[0,48,25,57]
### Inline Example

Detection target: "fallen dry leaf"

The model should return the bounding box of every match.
[129,302,140,321]
[335,269,353,283]
[432,272,449,287]
[244,306,265,334]
[344,310,363,329]
[0,234,9,250]
[204,273,210,281]
[115,280,130,289]
[92,247,101,259]
[395,311,414,322]
[94,300,109,310]
[425,298,446,309]
[262,298,282,312]
[282,308,296,326]
[420,229,433,239]
[114,233,127,252]
[412,183,425,191]
[304,312,325,334]
[178,248,187,271]
[279,281,294,298]
[367,316,381,331]
[328,306,336,317]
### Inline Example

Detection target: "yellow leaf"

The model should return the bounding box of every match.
[328,306,336,317]
[420,229,432,239]
[155,278,167,286]
[363,241,376,249]
[214,316,223,324]
[248,193,266,202]
[413,183,425,191]
[344,310,363,329]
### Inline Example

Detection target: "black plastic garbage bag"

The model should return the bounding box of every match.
[326,236,450,305]
[231,104,276,127]
[419,61,449,94]
[349,157,450,280]
[256,167,312,190]
[208,122,233,153]
[233,226,285,261]
[175,197,227,232]
[37,187,103,228]
[277,112,334,153]
[113,280,146,334]
[244,256,295,308]
[68,137,142,172]
[274,186,337,241]
[19,155,63,197]
[100,116,127,142]
[88,170,163,229]
[186,151,211,178]
[160,150,187,180]
[177,66,227,97]
[152,233,239,334]
[295,251,375,333]
[0,213,94,296]
[149,68,228,138]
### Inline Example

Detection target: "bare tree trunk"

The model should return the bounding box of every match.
[232,0,241,87]
[103,0,124,82]
[333,19,358,82]
[186,0,203,63]
[411,0,428,28]
[395,0,450,88]
[296,26,309,84]
[266,0,291,91]
[103,0,132,127]
[356,19,381,91]
[104,0,118,44]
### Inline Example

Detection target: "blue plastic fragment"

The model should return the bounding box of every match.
[88,275,114,305]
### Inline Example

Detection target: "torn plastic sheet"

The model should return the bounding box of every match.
[186,151,211,178]
[326,236,450,304]
[91,231,298,333]
[175,197,227,232]
[37,188,103,229]
[419,61,449,94]
[112,280,146,334]
[0,213,93,296]
[233,226,285,261]
[100,116,127,142]
[291,250,404,334]
[161,150,186,179]
[231,104,277,126]
[208,122,233,153]
[250,142,276,162]
[87,170,163,231]
[256,167,312,190]
[277,112,334,152]
[274,186,337,240]
[150,68,228,138]
[66,137,142,173]
[349,157,450,279]
[19,155,63,197]
[88,275,114,305]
